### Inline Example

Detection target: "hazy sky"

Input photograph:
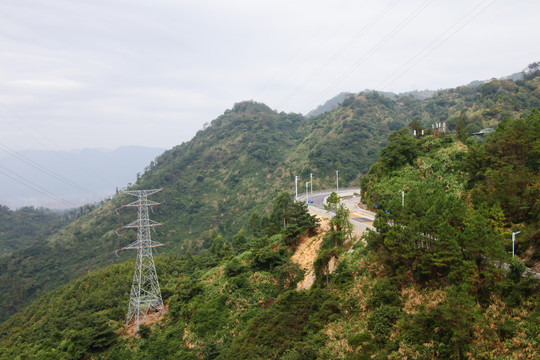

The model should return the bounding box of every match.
[1,0,539,151]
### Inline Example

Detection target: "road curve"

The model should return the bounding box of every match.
[297,188,375,232]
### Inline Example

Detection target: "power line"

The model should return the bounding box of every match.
[0,164,78,208]
[301,0,435,114]
[275,0,401,110]
[0,143,98,197]
[375,0,497,92]
[0,104,117,189]
[256,0,375,102]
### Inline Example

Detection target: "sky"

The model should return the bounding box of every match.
[1,0,539,152]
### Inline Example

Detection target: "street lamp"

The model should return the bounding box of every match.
[310,173,313,195]
[336,170,339,193]
[512,231,521,257]
[295,176,299,201]
[306,182,309,204]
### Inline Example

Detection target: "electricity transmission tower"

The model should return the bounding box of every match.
[115,189,165,332]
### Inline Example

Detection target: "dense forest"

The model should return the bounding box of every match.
[361,110,539,263]
[0,64,539,359]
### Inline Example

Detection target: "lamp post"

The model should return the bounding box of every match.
[336,170,339,193]
[512,231,521,257]
[402,191,404,207]
[306,182,309,204]
[295,176,299,201]
[310,173,313,195]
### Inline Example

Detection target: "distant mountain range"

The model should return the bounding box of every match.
[306,89,440,118]
[0,146,165,209]
[306,72,525,117]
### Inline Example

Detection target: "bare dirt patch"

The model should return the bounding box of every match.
[291,216,334,291]
[124,303,168,337]
[292,232,324,291]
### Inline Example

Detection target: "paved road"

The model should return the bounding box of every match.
[297,188,375,232]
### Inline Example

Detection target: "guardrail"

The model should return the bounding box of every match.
[296,187,360,201]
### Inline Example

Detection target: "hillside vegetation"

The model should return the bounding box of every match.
[0,193,321,359]
[361,110,539,264]
[0,65,539,334]
[0,206,64,257]
[0,204,100,257]
[0,131,538,359]
[0,98,405,322]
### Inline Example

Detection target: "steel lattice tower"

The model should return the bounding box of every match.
[115,189,165,332]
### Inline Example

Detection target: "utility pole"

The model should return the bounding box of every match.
[336,170,339,193]
[295,176,299,201]
[306,182,309,204]
[402,191,404,207]
[310,173,313,195]
[115,189,165,333]
[512,231,521,257]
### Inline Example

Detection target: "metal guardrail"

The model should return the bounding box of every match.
[296,187,360,201]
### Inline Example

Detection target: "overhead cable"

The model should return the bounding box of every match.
[0,164,78,208]
[0,143,98,197]
[302,0,435,114]
[275,0,401,110]
[375,0,497,91]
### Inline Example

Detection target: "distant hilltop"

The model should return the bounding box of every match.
[306,71,526,118]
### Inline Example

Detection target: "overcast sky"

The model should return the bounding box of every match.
[1,0,539,151]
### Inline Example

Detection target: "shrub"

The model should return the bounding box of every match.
[367,279,400,308]
[251,247,285,270]
[508,257,526,283]
[497,317,517,340]
[367,305,400,343]
[137,324,151,339]
[225,258,245,277]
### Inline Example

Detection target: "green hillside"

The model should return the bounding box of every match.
[0,66,539,327]
[0,121,538,359]
[0,193,320,359]
[361,110,539,263]
[0,205,70,257]
[0,99,402,322]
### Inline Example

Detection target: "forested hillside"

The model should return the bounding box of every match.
[0,193,321,359]
[0,122,538,359]
[0,205,93,257]
[0,98,404,322]
[0,205,63,257]
[361,110,539,264]
[0,65,539,336]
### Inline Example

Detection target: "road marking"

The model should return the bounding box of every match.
[351,211,374,220]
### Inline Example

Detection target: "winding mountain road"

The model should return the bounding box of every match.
[296,187,374,233]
